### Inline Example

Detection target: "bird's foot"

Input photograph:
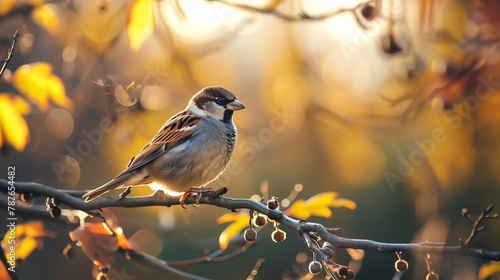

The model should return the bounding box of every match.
[117,187,132,201]
[179,188,215,208]
[179,192,190,209]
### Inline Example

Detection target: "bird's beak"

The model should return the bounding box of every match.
[226,99,245,111]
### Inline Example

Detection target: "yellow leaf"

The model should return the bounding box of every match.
[16,237,38,260]
[479,262,500,280]
[217,212,249,250]
[217,212,242,224]
[12,62,72,110]
[2,221,55,247]
[10,95,31,115]
[114,227,133,250]
[0,0,16,16]
[0,95,30,151]
[127,0,154,51]
[285,192,356,220]
[0,128,3,149]
[310,207,332,219]
[329,198,357,210]
[2,221,54,263]
[31,4,60,35]
[15,221,54,239]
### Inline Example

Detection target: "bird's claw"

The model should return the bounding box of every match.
[179,192,190,209]
[179,188,213,208]
[117,187,132,201]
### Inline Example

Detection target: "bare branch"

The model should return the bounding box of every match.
[207,0,373,22]
[246,258,265,280]
[461,205,498,247]
[0,30,19,78]
[1,179,499,263]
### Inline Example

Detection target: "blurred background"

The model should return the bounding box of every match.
[1,0,500,279]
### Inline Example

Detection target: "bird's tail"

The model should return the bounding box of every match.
[82,173,134,202]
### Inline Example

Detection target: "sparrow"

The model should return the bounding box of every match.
[82,86,245,203]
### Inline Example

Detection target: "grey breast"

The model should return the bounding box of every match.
[149,116,235,191]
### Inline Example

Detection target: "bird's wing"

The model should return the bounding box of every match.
[121,112,201,174]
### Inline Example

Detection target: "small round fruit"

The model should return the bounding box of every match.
[346,270,355,279]
[21,192,33,203]
[63,244,75,259]
[51,196,61,206]
[321,242,335,259]
[308,261,322,275]
[361,3,376,20]
[244,228,257,242]
[252,215,267,227]
[381,33,403,55]
[337,266,348,276]
[96,272,108,280]
[426,272,439,280]
[267,200,278,210]
[49,206,61,218]
[395,260,409,272]
[271,229,286,243]
[99,267,109,274]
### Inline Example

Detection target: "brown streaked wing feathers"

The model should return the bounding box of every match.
[119,112,200,175]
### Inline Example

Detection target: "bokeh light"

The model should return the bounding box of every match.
[46,108,74,139]
[53,155,80,187]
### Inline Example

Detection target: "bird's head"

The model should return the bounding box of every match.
[188,86,245,122]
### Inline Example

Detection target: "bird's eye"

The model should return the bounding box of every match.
[213,97,227,105]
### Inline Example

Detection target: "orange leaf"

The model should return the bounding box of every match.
[114,227,133,250]
[84,223,114,235]
[127,0,154,51]
[82,223,120,253]
[0,95,30,151]
[217,212,248,250]
[12,62,72,110]
[70,220,134,267]
[70,228,116,268]
[0,259,11,280]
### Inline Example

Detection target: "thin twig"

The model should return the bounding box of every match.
[0,30,19,78]
[461,205,498,247]
[119,249,212,280]
[246,258,265,280]
[300,230,338,266]
[208,0,374,22]
[168,241,254,267]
